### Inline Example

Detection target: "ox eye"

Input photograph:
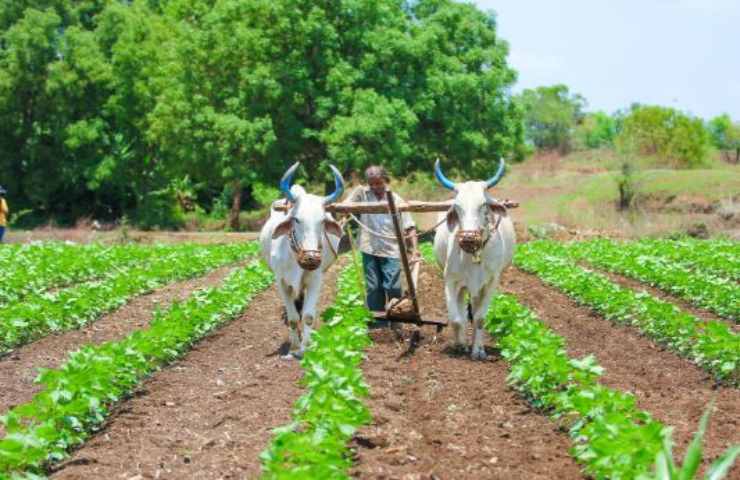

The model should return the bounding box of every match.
[293,218,301,225]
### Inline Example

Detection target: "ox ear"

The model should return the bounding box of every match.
[272,217,293,239]
[323,218,343,238]
[446,209,459,231]
[488,202,507,216]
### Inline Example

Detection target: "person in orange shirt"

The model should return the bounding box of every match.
[0,186,8,243]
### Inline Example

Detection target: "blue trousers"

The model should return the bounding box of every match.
[0,226,4,243]
[362,253,402,311]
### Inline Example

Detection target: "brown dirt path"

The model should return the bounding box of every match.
[350,266,584,479]
[504,268,740,478]
[50,259,345,480]
[0,265,236,437]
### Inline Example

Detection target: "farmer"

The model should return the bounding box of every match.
[0,186,8,243]
[348,166,418,324]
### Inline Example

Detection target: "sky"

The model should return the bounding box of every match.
[472,0,740,119]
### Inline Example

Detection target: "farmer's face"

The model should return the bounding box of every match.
[368,177,387,199]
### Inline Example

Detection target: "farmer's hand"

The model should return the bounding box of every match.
[408,250,422,263]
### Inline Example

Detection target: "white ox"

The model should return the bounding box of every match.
[260,162,344,359]
[433,159,516,360]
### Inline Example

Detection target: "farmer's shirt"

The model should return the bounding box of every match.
[0,198,7,227]
[348,186,415,258]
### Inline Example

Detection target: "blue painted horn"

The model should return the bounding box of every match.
[323,165,345,205]
[486,158,506,188]
[279,162,300,203]
[434,158,456,191]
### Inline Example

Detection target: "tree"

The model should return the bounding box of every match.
[708,114,740,164]
[517,84,586,153]
[1,0,524,227]
[575,111,618,149]
[616,105,711,168]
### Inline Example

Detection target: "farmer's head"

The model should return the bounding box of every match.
[0,186,6,197]
[365,165,389,198]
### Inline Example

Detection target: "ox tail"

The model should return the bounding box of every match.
[467,301,473,323]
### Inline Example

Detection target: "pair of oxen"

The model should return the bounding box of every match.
[259,160,515,360]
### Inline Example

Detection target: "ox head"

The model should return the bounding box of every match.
[273,162,344,270]
[434,158,508,254]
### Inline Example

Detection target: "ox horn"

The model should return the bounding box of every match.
[323,164,345,205]
[434,158,456,191]
[485,157,506,188]
[279,162,300,203]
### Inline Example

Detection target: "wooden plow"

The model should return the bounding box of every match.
[275,191,454,331]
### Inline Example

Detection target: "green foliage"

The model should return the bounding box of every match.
[707,114,740,163]
[517,241,739,384]
[0,242,259,355]
[575,111,619,149]
[261,261,372,479]
[0,260,273,477]
[633,237,740,282]
[2,0,524,226]
[616,105,711,168]
[638,404,740,480]
[0,243,167,305]
[517,84,586,152]
[569,238,739,320]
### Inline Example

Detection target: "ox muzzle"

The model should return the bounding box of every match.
[296,249,322,271]
[456,229,484,254]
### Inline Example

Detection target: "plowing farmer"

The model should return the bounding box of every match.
[0,186,8,243]
[349,166,419,325]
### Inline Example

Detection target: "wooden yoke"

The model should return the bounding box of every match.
[272,199,519,214]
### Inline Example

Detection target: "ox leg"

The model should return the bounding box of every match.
[470,280,498,360]
[445,282,467,350]
[276,282,301,358]
[298,272,322,358]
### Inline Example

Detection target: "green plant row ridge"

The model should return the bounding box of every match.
[0,260,274,478]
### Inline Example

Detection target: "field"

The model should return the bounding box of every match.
[0,238,737,480]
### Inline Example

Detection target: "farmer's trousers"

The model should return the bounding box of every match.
[362,253,402,312]
[0,226,5,243]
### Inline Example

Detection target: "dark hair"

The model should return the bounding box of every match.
[0,186,6,196]
[364,165,389,182]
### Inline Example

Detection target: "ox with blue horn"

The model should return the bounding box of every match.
[432,157,516,360]
[260,162,345,358]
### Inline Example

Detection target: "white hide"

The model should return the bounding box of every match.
[433,181,516,360]
[259,185,341,358]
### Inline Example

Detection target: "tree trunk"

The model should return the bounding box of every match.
[735,148,739,164]
[229,181,242,231]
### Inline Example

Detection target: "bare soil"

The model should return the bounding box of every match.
[50,260,344,480]
[504,268,740,478]
[350,266,584,479]
[0,265,236,437]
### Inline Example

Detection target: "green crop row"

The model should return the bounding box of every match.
[566,239,738,321]
[0,242,259,356]
[0,261,274,478]
[260,259,373,479]
[0,243,175,305]
[486,294,665,479]
[0,243,87,272]
[516,242,739,385]
[629,238,740,282]
[419,243,738,479]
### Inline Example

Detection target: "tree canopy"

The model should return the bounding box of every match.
[0,0,524,228]
[516,84,586,153]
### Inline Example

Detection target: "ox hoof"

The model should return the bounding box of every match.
[447,343,468,355]
[471,348,488,361]
[281,352,303,361]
